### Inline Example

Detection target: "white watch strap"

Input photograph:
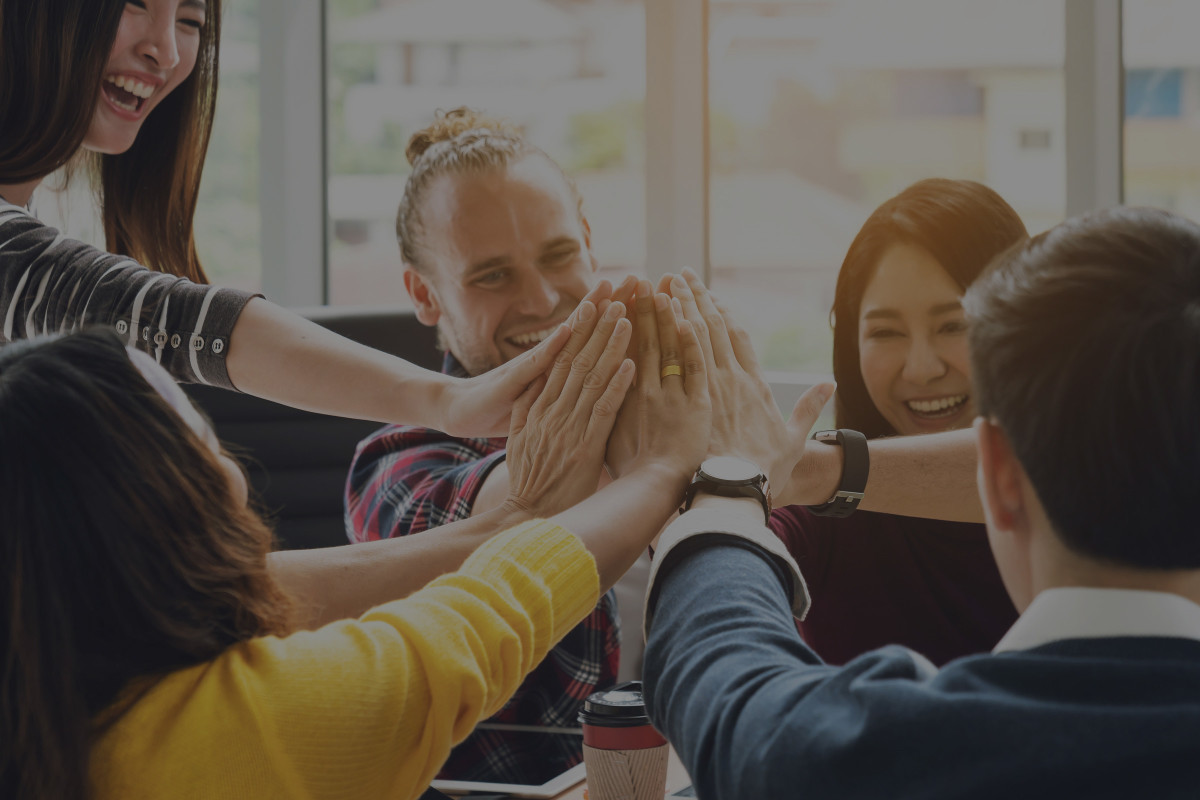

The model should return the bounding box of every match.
[643,505,811,642]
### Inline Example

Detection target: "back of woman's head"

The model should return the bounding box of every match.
[0,329,290,800]
[396,106,584,272]
[831,178,1028,436]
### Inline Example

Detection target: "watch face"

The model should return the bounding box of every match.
[812,429,839,444]
[700,456,764,483]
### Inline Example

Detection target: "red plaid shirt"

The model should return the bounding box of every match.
[344,354,620,783]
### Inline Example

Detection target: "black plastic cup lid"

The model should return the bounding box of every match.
[579,681,651,727]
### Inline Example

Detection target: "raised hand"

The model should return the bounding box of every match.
[443,280,617,438]
[667,269,831,500]
[503,298,635,517]
[606,282,711,480]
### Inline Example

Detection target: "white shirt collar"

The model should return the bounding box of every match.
[993,587,1200,653]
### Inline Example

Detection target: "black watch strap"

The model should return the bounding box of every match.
[807,429,869,517]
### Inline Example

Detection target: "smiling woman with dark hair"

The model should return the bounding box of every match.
[0,0,568,446]
[765,178,1029,665]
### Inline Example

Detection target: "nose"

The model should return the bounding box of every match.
[901,334,948,386]
[136,16,181,70]
[518,274,562,319]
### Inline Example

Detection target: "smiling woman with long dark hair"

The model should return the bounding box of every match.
[0,0,573,451]
[771,178,1030,665]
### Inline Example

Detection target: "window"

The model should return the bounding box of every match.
[325,0,647,307]
[707,0,1068,375]
[1123,0,1200,221]
[196,0,261,291]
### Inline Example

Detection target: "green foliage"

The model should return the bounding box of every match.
[760,317,833,374]
[566,101,642,172]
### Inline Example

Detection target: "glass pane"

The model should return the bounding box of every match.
[708,0,1066,375]
[326,0,647,307]
[1123,0,1200,220]
[197,0,261,291]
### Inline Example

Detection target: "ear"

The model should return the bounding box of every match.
[581,215,599,274]
[403,267,442,327]
[975,417,1027,534]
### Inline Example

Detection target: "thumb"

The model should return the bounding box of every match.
[788,382,835,439]
[500,323,570,389]
[509,374,546,439]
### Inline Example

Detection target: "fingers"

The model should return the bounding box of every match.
[677,319,708,399]
[508,374,546,439]
[611,275,639,309]
[547,301,629,414]
[572,314,633,416]
[654,292,684,387]
[633,280,662,387]
[789,383,836,438]
[680,268,735,368]
[585,358,635,442]
[717,302,760,372]
[542,300,599,402]
[500,321,571,389]
[580,279,614,310]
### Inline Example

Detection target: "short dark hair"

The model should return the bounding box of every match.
[965,206,1200,569]
[832,178,1028,437]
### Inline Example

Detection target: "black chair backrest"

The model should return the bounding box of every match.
[185,307,442,550]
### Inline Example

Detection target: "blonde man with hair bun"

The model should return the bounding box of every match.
[346,107,642,785]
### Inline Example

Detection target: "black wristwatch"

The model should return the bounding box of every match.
[807,429,869,517]
[681,456,771,524]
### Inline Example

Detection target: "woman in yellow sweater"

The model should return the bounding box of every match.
[0,292,709,799]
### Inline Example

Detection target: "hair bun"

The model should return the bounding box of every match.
[405,107,521,166]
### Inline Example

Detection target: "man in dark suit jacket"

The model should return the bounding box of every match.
[642,206,1200,799]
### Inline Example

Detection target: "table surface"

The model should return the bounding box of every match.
[549,747,691,800]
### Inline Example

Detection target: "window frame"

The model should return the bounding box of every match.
[260,0,1124,400]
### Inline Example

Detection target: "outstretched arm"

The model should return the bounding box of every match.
[668,269,982,523]
[272,287,708,629]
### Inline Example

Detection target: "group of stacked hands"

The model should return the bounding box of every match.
[3,88,1200,800]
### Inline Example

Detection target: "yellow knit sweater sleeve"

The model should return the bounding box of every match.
[89,520,600,800]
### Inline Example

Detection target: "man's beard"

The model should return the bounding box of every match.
[438,329,503,377]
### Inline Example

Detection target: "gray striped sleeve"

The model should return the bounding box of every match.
[1,203,260,389]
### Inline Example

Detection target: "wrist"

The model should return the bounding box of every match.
[687,494,766,520]
[491,498,538,531]
[797,440,843,506]
[424,373,459,432]
[626,458,694,498]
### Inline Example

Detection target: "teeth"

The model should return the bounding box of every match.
[509,326,558,347]
[906,395,967,414]
[105,75,155,100]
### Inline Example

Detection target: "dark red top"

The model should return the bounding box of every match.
[769,506,1018,666]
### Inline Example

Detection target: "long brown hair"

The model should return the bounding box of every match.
[0,0,222,283]
[0,0,123,183]
[831,178,1028,438]
[0,329,292,800]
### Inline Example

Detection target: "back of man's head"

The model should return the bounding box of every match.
[965,206,1200,569]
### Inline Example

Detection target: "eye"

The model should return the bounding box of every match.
[126,0,147,8]
[540,249,580,271]
[865,327,903,340]
[938,319,968,335]
[473,269,510,288]
[179,17,205,30]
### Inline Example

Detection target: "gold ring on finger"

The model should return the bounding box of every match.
[660,364,684,379]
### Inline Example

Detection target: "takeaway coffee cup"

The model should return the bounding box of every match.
[578,681,669,800]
